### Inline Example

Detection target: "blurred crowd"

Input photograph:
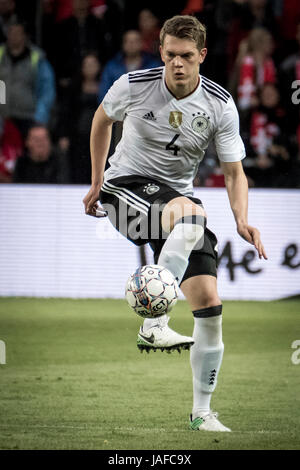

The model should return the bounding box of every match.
[0,0,299,188]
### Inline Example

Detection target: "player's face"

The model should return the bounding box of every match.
[160,35,207,95]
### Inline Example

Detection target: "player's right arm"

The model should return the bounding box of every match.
[214,97,267,260]
[83,104,114,217]
[83,73,130,217]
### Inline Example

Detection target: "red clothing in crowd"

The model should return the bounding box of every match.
[250,111,280,155]
[49,0,107,22]
[238,55,276,110]
[205,172,225,188]
[0,120,23,180]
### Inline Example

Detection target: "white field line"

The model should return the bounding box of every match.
[0,424,283,434]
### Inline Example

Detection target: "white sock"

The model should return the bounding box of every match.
[157,216,205,285]
[190,314,224,419]
[143,314,167,331]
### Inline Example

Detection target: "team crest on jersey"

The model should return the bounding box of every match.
[191,111,210,134]
[169,111,182,129]
[143,183,160,195]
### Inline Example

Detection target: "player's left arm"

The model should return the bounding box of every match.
[220,160,268,260]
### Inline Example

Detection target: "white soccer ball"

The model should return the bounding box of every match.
[125,265,179,319]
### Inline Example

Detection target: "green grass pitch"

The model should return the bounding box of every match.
[0,297,299,450]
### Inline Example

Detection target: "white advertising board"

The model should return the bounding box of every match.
[0,185,299,300]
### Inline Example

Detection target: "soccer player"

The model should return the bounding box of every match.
[83,15,267,432]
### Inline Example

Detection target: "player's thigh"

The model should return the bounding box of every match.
[180,275,221,311]
[161,196,206,233]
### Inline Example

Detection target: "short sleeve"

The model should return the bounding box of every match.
[214,98,246,162]
[102,74,130,122]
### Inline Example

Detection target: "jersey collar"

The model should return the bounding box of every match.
[162,67,202,102]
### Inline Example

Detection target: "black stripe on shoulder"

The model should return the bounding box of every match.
[202,80,230,101]
[129,67,164,78]
[202,77,230,99]
[129,73,163,81]
[202,84,228,103]
[202,76,230,96]
[129,72,163,81]
[129,75,163,83]
[129,71,162,79]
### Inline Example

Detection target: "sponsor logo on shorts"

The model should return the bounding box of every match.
[143,183,160,195]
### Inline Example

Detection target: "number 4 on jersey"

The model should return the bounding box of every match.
[166,134,180,156]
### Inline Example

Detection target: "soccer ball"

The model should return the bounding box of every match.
[125,265,179,319]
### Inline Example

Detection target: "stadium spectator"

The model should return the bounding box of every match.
[0,21,56,138]
[227,0,279,73]
[57,53,101,183]
[98,29,162,102]
[138,8,161,57]
[54,0,109,94]
[13,125,70,183]
[228,26,277,140]
[243,83,293,187]
[0,117,23,182]
[236,28,276,110]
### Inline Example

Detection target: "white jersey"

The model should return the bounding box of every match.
[102,66,245,196]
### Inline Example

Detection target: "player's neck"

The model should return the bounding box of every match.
[165,76,200,100]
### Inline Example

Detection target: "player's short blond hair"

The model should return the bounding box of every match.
[160,15,206,51]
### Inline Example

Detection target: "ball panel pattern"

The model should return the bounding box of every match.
[125,265,179,319]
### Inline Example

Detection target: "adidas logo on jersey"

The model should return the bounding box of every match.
[142,111,156,121]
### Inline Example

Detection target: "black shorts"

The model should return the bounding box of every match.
[100,175,218,283]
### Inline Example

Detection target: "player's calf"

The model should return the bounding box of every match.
[189,306,229,429]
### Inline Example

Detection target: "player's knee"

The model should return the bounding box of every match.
[173,203,206,222]
[161,197,206,232]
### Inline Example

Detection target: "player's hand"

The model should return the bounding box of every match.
[237,223,268,260]
[83,185,107,218]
